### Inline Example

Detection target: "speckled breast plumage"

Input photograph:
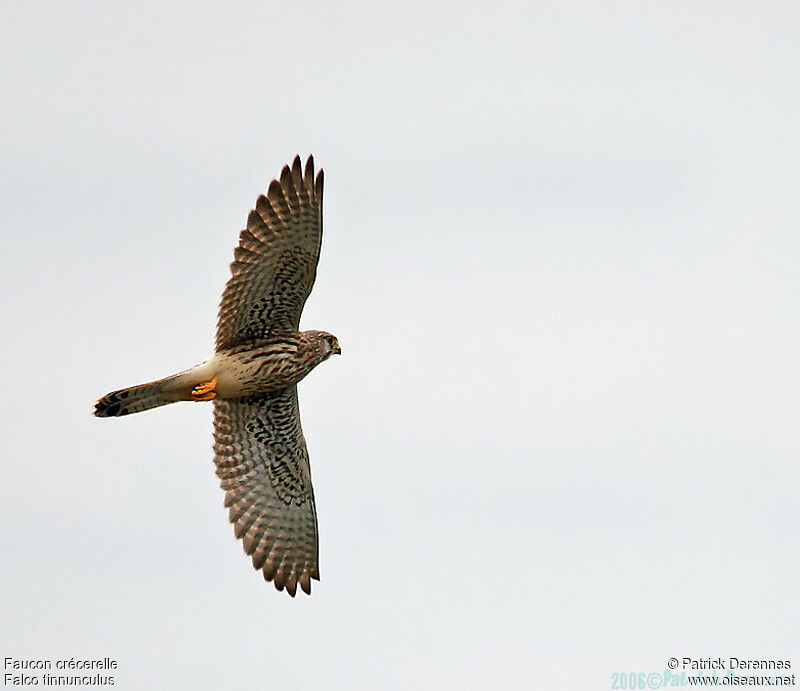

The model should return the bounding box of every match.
[212,333,323,398]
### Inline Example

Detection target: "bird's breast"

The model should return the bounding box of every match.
[211,344,316,398]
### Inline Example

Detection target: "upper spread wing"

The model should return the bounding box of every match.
[213,387,319,596]
[216,155,323,350]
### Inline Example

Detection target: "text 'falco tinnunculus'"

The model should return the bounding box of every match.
[95,155,338,596]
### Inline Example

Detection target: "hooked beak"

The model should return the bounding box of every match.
[332,340,342,355]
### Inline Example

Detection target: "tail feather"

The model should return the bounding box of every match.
[94,374,187,417]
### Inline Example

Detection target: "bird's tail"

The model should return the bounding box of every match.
[94,370,199,417]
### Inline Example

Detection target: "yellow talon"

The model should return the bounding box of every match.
[191,375,218,401]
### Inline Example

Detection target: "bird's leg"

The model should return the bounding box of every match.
[191,375,219,401]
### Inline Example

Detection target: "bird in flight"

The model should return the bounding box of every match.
[94,155,338,596]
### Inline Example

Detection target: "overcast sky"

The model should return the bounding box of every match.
[1,1,798,688]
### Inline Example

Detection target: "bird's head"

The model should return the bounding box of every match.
[306,330,341,361]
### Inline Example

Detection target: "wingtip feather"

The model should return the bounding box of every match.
[267,178,284,201]
[280,164,293,189]
[315,169,324,198]
[291,155,302,183]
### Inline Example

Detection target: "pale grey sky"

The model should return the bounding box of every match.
[1,1,798,688]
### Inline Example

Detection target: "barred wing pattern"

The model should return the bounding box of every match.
[213,387,319,595]
[216,155,323,350]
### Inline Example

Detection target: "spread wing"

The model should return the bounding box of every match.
[213,387,319,596]
[216,155,324,351]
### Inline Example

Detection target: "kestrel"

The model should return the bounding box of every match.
[94,155,338,596]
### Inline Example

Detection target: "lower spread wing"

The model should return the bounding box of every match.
[216,155,324,350]
[213,387,319,596]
